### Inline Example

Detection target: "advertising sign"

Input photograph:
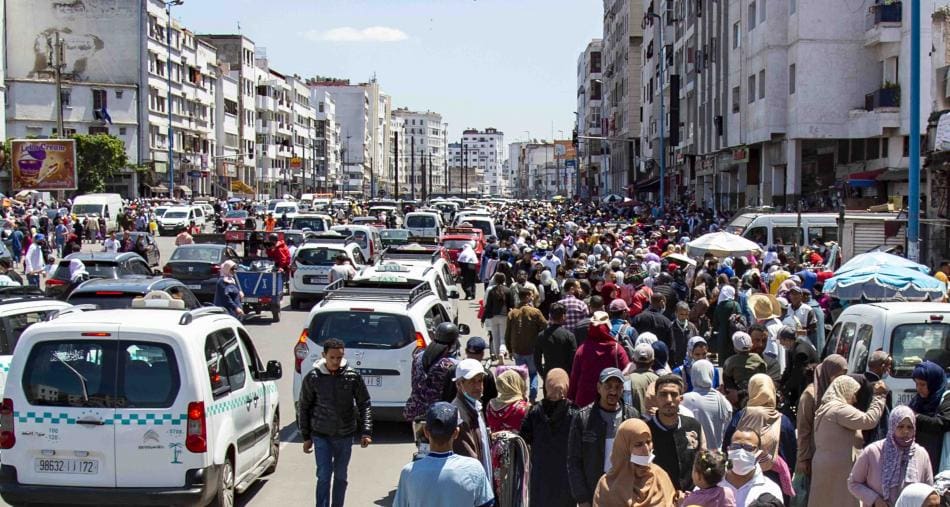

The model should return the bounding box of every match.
[11,139,78,191]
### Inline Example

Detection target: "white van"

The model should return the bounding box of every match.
[289,214,333,233]
[822,302,950,407]
[0,294,283,506]
[273,202,299,217]
[158,206,206,235]
[456,216,496,240]
[404,211,443,239]
[71,194,124,232]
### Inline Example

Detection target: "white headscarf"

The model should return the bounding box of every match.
[69,259,89,282]
[894,483,939,507]
[718,285,736,303]
[457,244,478,264]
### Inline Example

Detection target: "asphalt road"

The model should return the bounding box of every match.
[5,233,485,507]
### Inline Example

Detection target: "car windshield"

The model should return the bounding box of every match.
[890,322,950,378]
[171,247,221,262]
[407,215,436,228]
[164,211,187,219]
[71,204,103,216]
[292,217,327,231]
[466,220,492,236]
[54,260,119,280]
[309,312,414,349]
[225,210,248,218]
[443,239,475,250]
[296,248,343,266]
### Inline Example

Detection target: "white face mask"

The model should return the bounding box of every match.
[728,448,760,476]
[629,452,655,467]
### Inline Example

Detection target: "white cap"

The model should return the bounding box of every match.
[454,358,486,381]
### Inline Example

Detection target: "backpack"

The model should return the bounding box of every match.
[728,312,748,336]
[612,322,636,360]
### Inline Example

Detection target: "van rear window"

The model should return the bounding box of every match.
[309,312,414,349]
[22,340,180,408]
[890,323,950,378]
[407,215,436,228]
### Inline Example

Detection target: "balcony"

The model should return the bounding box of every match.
[865,1,902,46]
[865,85,900,110]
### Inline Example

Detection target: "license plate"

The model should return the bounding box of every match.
[364,375,382,387]
[244,297,259,303]
[897,391,916,406]
[186,284,201,290]
[34,458,99,474]
[304,276,327,284]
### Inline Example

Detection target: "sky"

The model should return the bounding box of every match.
[173,0,604,144]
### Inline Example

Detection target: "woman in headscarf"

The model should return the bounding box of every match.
[650,341,671,375]
[674,336,721,392]
[808,375,886,507]
[796,353,849,479]
[688,283,711,335]
[849,406,935,506]
[712,284,740,362]
[457,243,479,300]
[538,270,561,318]
[908,360,950,474]
[893,483,942,507]
[520,368,577,507]
[213,260,244,319]
[681,359,732,450]
[592,418,677,507]
[487,369,529,433]
[599,281,620,303]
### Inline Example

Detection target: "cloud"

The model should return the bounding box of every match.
[303,26,409,43]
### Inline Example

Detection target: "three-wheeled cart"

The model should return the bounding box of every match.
[195,230,284,321]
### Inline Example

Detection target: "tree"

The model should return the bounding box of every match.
[72,134,128,194]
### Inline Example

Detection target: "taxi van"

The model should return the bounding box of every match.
[0,287,73,396]
[0,292,283,506]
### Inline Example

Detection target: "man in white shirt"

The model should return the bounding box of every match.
[719,430,784,507]
[24,234,46,287]
[103,231,118,253]
[328,254,356,283]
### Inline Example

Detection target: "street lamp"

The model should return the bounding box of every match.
[164,0,183,198]
[645,10,666,210]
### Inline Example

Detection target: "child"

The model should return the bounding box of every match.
[680,450,736,507]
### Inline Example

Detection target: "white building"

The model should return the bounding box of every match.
[212,61,241,194]
[448,128,506,196]
[576,39,603,198]
[392,108,446,198]
[308,80,369,197]
[389,114,408,197]
[313,91,341,194]
[602,0,644,197]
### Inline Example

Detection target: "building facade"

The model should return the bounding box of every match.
[392,108,446,198]
[577,39,604,198]
[313,91,341,194]
[448,128,506,197]
[602,0,644,198]
[308,80,369,197]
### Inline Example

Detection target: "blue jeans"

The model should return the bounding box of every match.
[313,435,353,507]
[27,274,40,287]
[515,354,538,402]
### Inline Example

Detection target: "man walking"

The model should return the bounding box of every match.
[560,279,591,331]
[298,338,372,507]
[647,374,704,491]
[393,402,494,507]
[534,303,577,377]
[505,286,547,402]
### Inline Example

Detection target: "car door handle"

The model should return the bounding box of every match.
[77,417,105,426]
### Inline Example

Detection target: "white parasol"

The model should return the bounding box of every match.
[686,231,763,258]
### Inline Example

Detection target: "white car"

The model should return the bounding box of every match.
[0,291,73,395]
[158,206,206,235]
[0,292,282,506]
[331,225,384,264]
[289,236,368,309]
[355,260,460,323]
[404,211,444,240]
[292,279,468,420]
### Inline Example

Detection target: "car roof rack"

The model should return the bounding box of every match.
[321,279,432,309]
[49,304,99,321]
[179,306,228,325]
[381,246,440,264]
[0,285,47,300]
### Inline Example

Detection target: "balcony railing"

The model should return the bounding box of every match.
[865,86,900,110]
[868,1,902,28]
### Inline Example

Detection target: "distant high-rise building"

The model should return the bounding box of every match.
[392,108,446,198]
[448,128,506,197]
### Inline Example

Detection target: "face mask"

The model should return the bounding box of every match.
[677,318,688,327]
[461,391,479,406]
[728,448,760,476]
[629,452,655,467]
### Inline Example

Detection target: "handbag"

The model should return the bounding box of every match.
[477,299,486,320]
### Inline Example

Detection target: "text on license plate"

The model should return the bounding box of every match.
[304,276,327,284]
[34,458,99,474]
[364,375,382,387]
[186,284,201,290]
[897,391,916,406]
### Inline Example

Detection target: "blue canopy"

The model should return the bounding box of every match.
[824,264,946,301]
[835,251,931,276]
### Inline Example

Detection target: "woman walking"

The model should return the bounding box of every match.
[213,260,244,319]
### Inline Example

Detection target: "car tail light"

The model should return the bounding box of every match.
[1,399,15,449]
[210,264,220,276]
[414,332,426,350]
[294,329,309,373]
[260,296,271,304]
[162,265,172,276]
[185,401,207,453]
[44,278,66,287]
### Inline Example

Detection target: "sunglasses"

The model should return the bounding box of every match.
[727,443,758,453]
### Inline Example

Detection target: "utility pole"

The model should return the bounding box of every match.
[393,131,400,200]
[48,33,66,139]
[443,150,448,197]
[420,149,427,202]
[461,139,467,200]
[908,0,922,262]
[428,152,433,201]
[370,155,376,199]
[410,136,416,200]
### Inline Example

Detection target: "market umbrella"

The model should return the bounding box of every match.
[835,251,931,276]
[15,190,38,199]
[823,265,946,301]
[666,253,697,267]
[686,231,763,258]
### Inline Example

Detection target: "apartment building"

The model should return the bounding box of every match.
[389,114,408,197]
[313,91,341,194]
[308,80,370,197]
[392,108,446,198]
[212,61,242,193]
[577,39,604,198]
[448,128,506,196]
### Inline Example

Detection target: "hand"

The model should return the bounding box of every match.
[873,381,887,396]
[873,499,888,507]
[796,461,811,475]
[360,436,372,448]
[302,440,313,454]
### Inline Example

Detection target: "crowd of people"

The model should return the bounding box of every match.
[393,199,949,507]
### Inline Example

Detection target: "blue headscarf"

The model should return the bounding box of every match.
[909,361,947,415]
[651,341,670,374]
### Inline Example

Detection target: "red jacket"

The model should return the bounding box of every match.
[267,241,291,270]
[567,324,630,408]
[486,400,529,433]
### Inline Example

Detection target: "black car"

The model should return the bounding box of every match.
[162,244,242,302]
[46,252,158,300]
[66,277,202,309]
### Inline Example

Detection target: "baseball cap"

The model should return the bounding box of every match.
[425,402,459,438]
[599,367,625,384]
[608,298,630,313]
[465,337,487,354]
[591,311,610,326]
[633,343,655,362]
[778,326,797,341]
[454,358,486,381]
[732,331,753,352]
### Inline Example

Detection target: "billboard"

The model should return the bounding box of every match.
[10,139,78,191]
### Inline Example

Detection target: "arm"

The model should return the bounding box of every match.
[534,333,544,378]
[915,397,950,433]
[847,447,883,506]
[796,391,816,471]
[519,407,535,445]
[566,412,593,504]
[504,313,513,352]
[835,395,886,431]
[355,374,373,437]
[297,373,315,441]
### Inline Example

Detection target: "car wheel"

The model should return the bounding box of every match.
[263,413,280,476]
[211,453,235,507]
[291,297,300,310]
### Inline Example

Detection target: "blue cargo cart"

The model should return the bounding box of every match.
[237,265,283,322]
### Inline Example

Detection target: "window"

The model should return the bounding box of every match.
[835,322,858,359]
[789,64,796,95]
[889,323,949,378]
[119,342,180,408]
[838,140,850,165]
[850,324,874,374]
[882,137,889,158]
[732,87,741,113]
[88,126,109,135]
[749,1,757,30]
[423,305,448,340]
[758,70,765,99]
[807,226,839,244]
[748,75,756,103]
[237,328,264,380]
[92,89,107,110]
[746,226,768,245]
[60,89,71,107]
[773,227,803,246]
[308,312,415,349]
[760,0,766,22]
[733,22,741,48]
[0,311,54,355]
[23,341,110,407]
[204,328,246,397]
[851,138,865,162]
[790,0,796,14]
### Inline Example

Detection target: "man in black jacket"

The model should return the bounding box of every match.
[630,293,673,348]
[534,303,577,378]
[778,325,819,411]
[298,339,372,507]
[648,374,704,492]
[567,367,640,507]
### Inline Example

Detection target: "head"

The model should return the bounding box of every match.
[654,374,684,419]
[544,368,570,401]
[597,367,625,410]
[515,270,528,284]
[889,405,917,447]
[464,337,487,362]
[788,287,804,306]
[633,342,655,368]
[618,418,654,466]
[867,350,892,377]
[517,286,534,305]
[322,338,345,372]
[692,450,728,489]
[689,337,709,361]
[423,402,461,450]
[748,323,768,354]
[778,326,797,351]
[675,301,690,323]
[549,302,567,325]
[588,294,605,312]
[650,293,666,311]
[726,429,763,478]
[454,358,486,401]
[912,361,947,399]
[563,278,579,296]
[732,331,753,354]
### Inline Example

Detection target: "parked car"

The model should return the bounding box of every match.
[162,244,243,302]
[223,209,249,228]
[46,252,157,300]
[66,277,203,309]
[380,228,411,248]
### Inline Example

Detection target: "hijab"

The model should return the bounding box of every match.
[542,368,571,418]
[651,341,670,374]
[717,284,736,303]
[690,359,715,394]
[815,375,862,435]
[909,361,947,415]
[894,483,940,507]
[600,282,619,302]
[738,374,782,458]
[458,244,478,264]
[814,354,849,405]
[490,369,527,411]
[636,332,658,347]
[682,336,707,371]
[69,258,89,282]
[220,260,238,285]
[594,418,677,507]
[882,406,924,503]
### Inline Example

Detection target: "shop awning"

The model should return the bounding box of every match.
[876,168,910,182]
[231,180,254,194]
[846,169,887,188]
[145,184,168,193]
[177,185,192,195]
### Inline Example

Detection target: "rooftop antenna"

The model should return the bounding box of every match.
[237,21,242,33]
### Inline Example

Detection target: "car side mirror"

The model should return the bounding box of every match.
[263,360,283,380]
[448,290,460,299]
[458,323,471,335]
